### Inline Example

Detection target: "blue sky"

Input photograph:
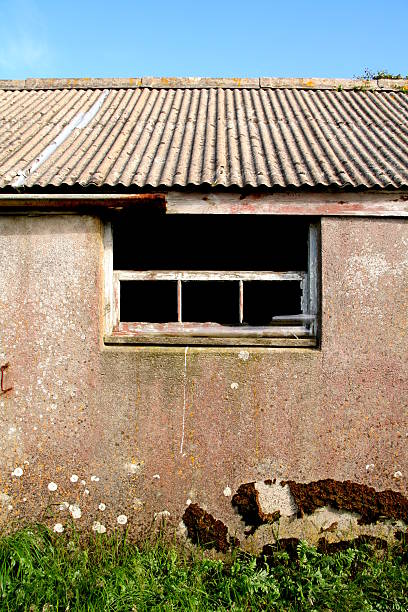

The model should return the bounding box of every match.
[0,0,407,79]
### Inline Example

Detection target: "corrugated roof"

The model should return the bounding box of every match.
[1,77,408,191]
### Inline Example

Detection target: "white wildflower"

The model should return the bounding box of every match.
[92,521,106,534]
[154,510,170,520]
[117,514,128,525]
[69,504,82,519]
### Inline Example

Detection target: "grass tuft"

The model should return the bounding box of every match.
[0,525,406,610]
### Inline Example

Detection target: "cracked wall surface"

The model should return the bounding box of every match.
[0,214,407,544]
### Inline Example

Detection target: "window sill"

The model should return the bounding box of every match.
[104,322,316,347]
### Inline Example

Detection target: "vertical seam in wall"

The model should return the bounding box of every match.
[180,346,189,455]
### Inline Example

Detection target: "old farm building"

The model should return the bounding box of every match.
[0,76,407,548]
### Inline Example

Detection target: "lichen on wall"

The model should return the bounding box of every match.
[0,214,406,542]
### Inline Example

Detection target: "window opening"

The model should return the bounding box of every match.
[105,213,319,346]
[120,281,177,323]
[243,281,301,326]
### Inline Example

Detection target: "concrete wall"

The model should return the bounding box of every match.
[0,213,407,547]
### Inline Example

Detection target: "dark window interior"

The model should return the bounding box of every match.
[243,281,301,325]
[113,213,308,271]
[182,281,239,325]
[120,281,177,323]
[114,213,311,327]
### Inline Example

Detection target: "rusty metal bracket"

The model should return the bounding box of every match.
[0,362,12,394]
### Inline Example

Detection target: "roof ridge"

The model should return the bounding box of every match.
[1,76,408,91]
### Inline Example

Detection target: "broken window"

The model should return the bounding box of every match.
[104,213,319,346]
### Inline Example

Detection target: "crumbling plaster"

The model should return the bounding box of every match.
[0,213,406,545]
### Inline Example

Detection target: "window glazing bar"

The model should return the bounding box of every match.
[177,279,182,323]
[116,270,306,282]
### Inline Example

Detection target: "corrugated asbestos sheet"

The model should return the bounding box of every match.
[1,81,408,190]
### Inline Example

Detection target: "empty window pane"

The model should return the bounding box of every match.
[243,281,301,325]
[182,281,239,325]
[120,281,177,322]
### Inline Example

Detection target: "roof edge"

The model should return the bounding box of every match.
[1,76,408,91]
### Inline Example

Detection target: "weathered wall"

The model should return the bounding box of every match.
[0,213,407,547]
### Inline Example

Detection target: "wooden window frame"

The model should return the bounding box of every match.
[103,220,319,347]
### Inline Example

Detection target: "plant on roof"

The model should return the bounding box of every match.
[355,68,408,80]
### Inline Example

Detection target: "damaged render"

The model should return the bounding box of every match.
[281,479,408,525]
[232,479,408,533]
[182,503,240,553]
[182,479,408,553]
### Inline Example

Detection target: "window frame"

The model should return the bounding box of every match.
[103,218,320,347]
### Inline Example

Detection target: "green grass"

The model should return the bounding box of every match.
[0,525,407,611]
